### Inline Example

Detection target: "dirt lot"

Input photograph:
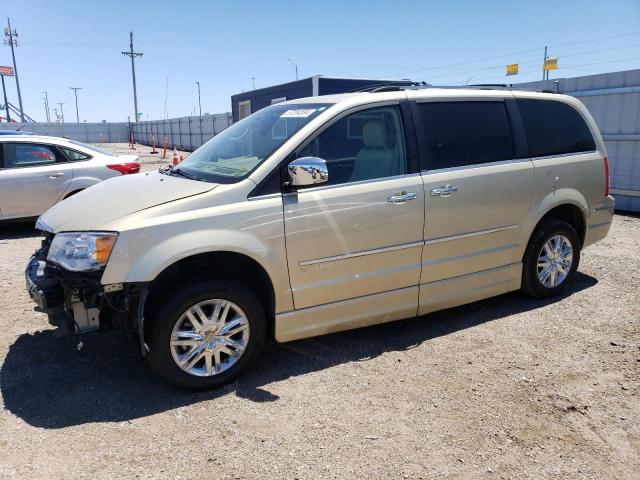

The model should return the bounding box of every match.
[0,204,638,476]
[96,142,192,173]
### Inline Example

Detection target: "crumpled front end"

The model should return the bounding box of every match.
[25,232,145,339]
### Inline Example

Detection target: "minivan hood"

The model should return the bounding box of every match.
[38,171,216,232]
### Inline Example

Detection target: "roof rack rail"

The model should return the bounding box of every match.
[348,81,426,93]
[350,82,560,95]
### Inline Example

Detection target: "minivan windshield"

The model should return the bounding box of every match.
[173,103,332,183]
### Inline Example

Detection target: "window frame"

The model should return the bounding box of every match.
[0,142,71,170]
[58,145,93,162]
[411,98,528,173]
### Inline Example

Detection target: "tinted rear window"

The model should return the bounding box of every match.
[417,101,514,170]
[516,99,595,158]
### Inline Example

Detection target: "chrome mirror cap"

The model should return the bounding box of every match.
[287,157,329,187]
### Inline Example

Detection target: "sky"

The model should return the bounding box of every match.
[2,0,640,122]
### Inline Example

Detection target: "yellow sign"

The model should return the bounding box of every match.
[506,63,519,76]
[544,57,558,71]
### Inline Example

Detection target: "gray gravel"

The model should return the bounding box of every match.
[0,206,638,478]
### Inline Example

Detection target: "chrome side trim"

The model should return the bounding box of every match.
[298,240,423,267]
[424,225,517,245]
[298,225,517,267]
[421,157,531,175]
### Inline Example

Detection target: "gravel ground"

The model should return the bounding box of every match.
[99,142,192,173]
[0,199,638,477]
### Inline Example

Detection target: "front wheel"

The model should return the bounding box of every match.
[147,279,266,390]
[521,219,580,298]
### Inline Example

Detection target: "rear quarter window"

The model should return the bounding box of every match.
[516,99,596,158]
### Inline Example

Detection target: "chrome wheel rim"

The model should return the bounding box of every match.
[537,234,573,288]
[170,299,250,377]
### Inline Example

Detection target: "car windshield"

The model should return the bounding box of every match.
[69,140,116,156]
[173,103,332,183]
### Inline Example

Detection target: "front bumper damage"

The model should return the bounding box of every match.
[25,234,148,353]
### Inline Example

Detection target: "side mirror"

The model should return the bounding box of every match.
[287,157,329,187]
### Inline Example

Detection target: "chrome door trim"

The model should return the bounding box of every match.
[424,224,517,245]
[298,240,424,267]
[285,172,423,196]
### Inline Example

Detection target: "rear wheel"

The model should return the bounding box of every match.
[521,219,580,298]
[147,279,266,390]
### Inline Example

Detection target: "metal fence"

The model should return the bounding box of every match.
[516,69,640,213]
[131,113,233,152]
[0,121,130,143]
[1,112,233,152]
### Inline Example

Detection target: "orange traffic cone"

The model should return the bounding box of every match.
[172,145,180,166]
[129,132,136,150]
[162,136,168,159]
[150,134,158,154]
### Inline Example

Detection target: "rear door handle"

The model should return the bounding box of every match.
[47,172,64,179]
[387,191,418,204]
[430,185,458,197]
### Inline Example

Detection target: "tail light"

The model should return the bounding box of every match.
[106,162,140,175]
[603,156,610,197]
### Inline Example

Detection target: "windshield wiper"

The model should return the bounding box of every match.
[170,167,200,181]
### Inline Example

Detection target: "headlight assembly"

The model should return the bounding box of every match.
[47,232,118,272]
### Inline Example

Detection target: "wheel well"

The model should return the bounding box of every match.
[64,189,83,199]
[535,204,586,247]
[143,251,276,338]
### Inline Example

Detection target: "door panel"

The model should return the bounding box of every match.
[0,143,74,219]
[421,160,534,284]
[284,174,425,309]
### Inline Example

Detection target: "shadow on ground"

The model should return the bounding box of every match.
[1,272,597,429]
[0,221,41,241]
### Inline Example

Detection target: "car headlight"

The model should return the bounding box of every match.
[47,232,118,272]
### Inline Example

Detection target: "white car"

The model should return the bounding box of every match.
[0,135,140,220]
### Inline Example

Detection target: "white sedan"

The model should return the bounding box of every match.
[0,135,140,221]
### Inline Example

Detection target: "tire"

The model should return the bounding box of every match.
[147,279,266,391]
[521,218,581,298]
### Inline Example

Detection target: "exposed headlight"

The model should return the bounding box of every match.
[47,232,118,272]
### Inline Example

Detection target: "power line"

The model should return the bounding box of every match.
[549,31,640,49]
[383,31,640,79]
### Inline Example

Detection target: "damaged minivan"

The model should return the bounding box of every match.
[26,87,614,390]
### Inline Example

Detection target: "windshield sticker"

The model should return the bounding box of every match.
[281,108,317,118]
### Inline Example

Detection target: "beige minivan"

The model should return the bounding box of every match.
[26,87,614,390]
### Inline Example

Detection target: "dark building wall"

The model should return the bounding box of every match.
[231,79,313,122]
[318,78,411,95]
[231,77,414,122]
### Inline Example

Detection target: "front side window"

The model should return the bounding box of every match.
[516,99,596,158]
[175,103,331,183]
[1,143,64,168]
[417,101,515,170]
[298,105,407,185]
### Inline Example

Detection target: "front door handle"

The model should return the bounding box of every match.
[430,185,458,197]
[387,191,418,204]
[47,172,64,179]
